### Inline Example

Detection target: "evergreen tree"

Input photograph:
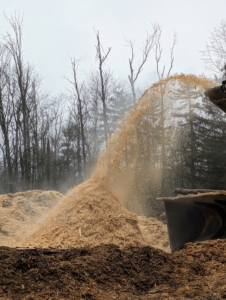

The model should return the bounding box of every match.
[172,81,226,190]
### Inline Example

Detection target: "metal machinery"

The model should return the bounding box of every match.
[158,84,226,252]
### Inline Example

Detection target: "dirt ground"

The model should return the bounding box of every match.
[1,239,226,300]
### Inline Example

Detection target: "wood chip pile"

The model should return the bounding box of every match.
[0,190,63,247]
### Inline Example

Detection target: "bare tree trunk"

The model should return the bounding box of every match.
[3,12,33,188]
[188,93,196,188]
[154,26,177,195]
[0,44,14,191]
[46,138,51,184]
[95,30,111,142]
[71,59,86,167]
[0,88,13,185]
[126,25,158,103]
[64,58,87,176]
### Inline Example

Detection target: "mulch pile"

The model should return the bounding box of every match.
[23,179,146,249]
[0,190,63,247]
[1,239,226,299]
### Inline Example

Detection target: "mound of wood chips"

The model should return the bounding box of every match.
[0,190,63,247]
[137,216,170,252]
[23,179,147,249]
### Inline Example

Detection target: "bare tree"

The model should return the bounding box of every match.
[0,43,14,191]
[153,26,177,195]
[201,20,226,76]
[95,30,111,142]
[3,12,34,186]
[64,58,88,174]
[126,24,158,102]
[154,25,177,80]
[49,95,65,188]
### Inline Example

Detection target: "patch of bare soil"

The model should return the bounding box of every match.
[1,240,226,299]
[0,190,63,247]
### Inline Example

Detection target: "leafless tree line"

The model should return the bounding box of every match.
[0,12,177,194]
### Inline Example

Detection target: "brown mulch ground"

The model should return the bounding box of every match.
[1,240,226,299]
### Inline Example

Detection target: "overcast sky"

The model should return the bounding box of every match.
[0,0,225,94]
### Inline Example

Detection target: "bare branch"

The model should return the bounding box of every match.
[134,29,157,82]
[126,23,158,102]
[94,30,111,141]
[155,25,177,80]
[94,29,111,65]
[201,20,226,76]
[166,32,177,78]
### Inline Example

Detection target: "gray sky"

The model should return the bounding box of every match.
[0,0,225,94]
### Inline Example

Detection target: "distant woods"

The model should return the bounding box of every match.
[0,13,132,193]
[1,12,226,216]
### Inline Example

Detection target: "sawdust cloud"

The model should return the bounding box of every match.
[22,74,213,251]
[93,74,214,213]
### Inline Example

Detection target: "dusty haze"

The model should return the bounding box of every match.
[2,74,214,252]
[0,75,213,251]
